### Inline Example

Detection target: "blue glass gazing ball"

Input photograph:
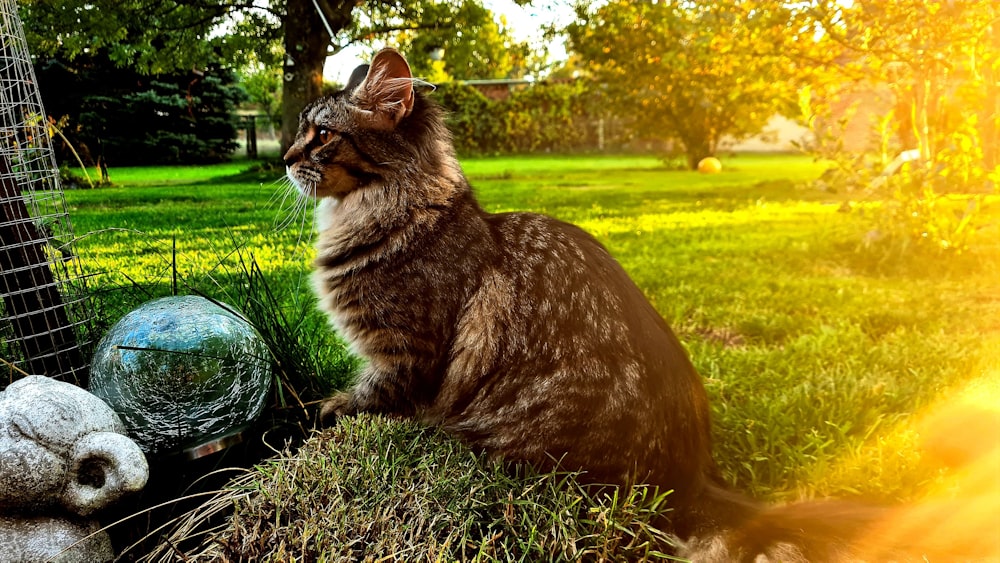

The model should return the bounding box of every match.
[89,296,271,457]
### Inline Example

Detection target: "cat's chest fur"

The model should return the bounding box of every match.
[310,186,485,369]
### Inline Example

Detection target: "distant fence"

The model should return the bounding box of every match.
[236,112,278,159]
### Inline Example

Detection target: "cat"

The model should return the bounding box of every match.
[283,48,963,561]
[284,47,719,515]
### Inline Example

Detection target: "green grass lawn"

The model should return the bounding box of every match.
[66,152,999,513]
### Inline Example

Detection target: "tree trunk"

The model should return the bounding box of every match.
[0,156,87,385]
[981,20,999,171]
[683,137,712,170]
[280,0,358,155]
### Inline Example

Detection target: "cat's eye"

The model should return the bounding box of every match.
[317,128,335,145]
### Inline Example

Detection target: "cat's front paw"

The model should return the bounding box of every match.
[318,392,354,427]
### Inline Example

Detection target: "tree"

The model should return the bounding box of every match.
[37,53,246,167]
[20,0,531,155]
[797,0,998,254]
[808,0,999,175]
[566,1,818,169]
[239,63,285,134]
[378,2,531,81]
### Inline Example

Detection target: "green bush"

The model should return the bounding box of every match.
[433,82,499,155]
[433,80,603,156]
[860,167,991,256]
[503,81,599,153]
[36,53,247,167]
[803,98,998,257]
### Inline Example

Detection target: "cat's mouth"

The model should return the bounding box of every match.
[286,164,320,196]
[287,163,360,200]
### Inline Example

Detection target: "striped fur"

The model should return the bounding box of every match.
[285,47,721,532]
[282,49,980,561]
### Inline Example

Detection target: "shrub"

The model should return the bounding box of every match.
[502,81,600,153]
[802,92,998,257]
[36,53,247,167]
[433,80,604,156]
[432,82,500,155]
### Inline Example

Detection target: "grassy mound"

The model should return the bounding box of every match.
[146,415,677,562]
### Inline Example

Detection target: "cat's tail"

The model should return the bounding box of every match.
[674,484,1000,562]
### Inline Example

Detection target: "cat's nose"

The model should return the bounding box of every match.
[282,147,298,167]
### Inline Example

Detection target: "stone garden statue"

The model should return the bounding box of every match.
[0,375,148,562]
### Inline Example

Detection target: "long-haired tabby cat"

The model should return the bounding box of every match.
[283,49,967,561]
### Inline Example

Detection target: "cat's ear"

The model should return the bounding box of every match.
[355,48,415,126]
[345,64,369,93]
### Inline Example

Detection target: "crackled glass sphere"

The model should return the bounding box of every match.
[89,296,271,457]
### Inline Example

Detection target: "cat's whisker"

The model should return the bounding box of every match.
[282,182,315,239]
[263,176,296,210]
[266,177,296,207]
[294,190,317,247]
[270,190,298,230]
[272,177,315,237]
[268,188,297,220]
[282,198,312,237]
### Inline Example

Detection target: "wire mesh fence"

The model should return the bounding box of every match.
[0,0,94,387]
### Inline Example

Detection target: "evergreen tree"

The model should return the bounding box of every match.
[37,53,247,167]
